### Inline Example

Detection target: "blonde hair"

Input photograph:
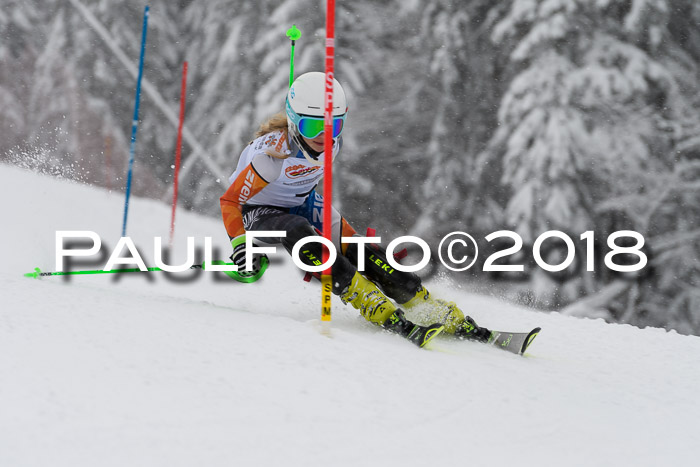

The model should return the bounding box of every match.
[255,112,288,138]
[253,112,291,159]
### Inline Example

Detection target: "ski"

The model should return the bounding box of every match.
[487,327,541,355]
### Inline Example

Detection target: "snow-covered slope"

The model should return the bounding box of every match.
[1,164,699,467]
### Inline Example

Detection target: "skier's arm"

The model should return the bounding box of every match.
[220,163,269,239]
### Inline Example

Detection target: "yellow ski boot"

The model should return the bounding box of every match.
[402,286,492,342]
[340,272,444,348]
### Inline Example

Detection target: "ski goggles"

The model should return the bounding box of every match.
[297,115,345,139]
[287,101,347,139]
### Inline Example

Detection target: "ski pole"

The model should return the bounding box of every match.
[25,265,190,278]
[286,25,301,87]
[23,257,268,284]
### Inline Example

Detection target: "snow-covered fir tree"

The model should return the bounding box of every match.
[489,0,700,331]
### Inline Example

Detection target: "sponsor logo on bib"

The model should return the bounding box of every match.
[286,164,320,179]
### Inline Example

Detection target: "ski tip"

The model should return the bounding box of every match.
[520,327,541,355]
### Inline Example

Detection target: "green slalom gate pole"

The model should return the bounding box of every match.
[286,25,301,87]
[23,258,268,284]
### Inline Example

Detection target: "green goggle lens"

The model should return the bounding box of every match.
[297,116,345,139]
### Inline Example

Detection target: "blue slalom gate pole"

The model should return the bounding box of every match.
[122,5,150,237]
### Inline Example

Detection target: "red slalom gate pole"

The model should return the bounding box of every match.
[321,0,336,329]
[170,61,188,246]
[104,135,112,192]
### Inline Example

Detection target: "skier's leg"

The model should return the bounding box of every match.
[243,205,356,297]
[287,191,481,336]
[283,220,443,346]
[281,221,401,324]
[289,190,426,306]
[344,237,492,342]
[243,206,441,344]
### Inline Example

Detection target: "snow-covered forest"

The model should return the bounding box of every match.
[2,0,700,335]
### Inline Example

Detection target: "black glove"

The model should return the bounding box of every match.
[230,235,268,279]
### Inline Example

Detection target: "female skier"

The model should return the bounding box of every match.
[219,72,493,348]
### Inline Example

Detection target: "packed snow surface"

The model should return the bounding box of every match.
[1,164,699,466]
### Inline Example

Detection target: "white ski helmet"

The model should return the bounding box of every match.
[286,71,348,165]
